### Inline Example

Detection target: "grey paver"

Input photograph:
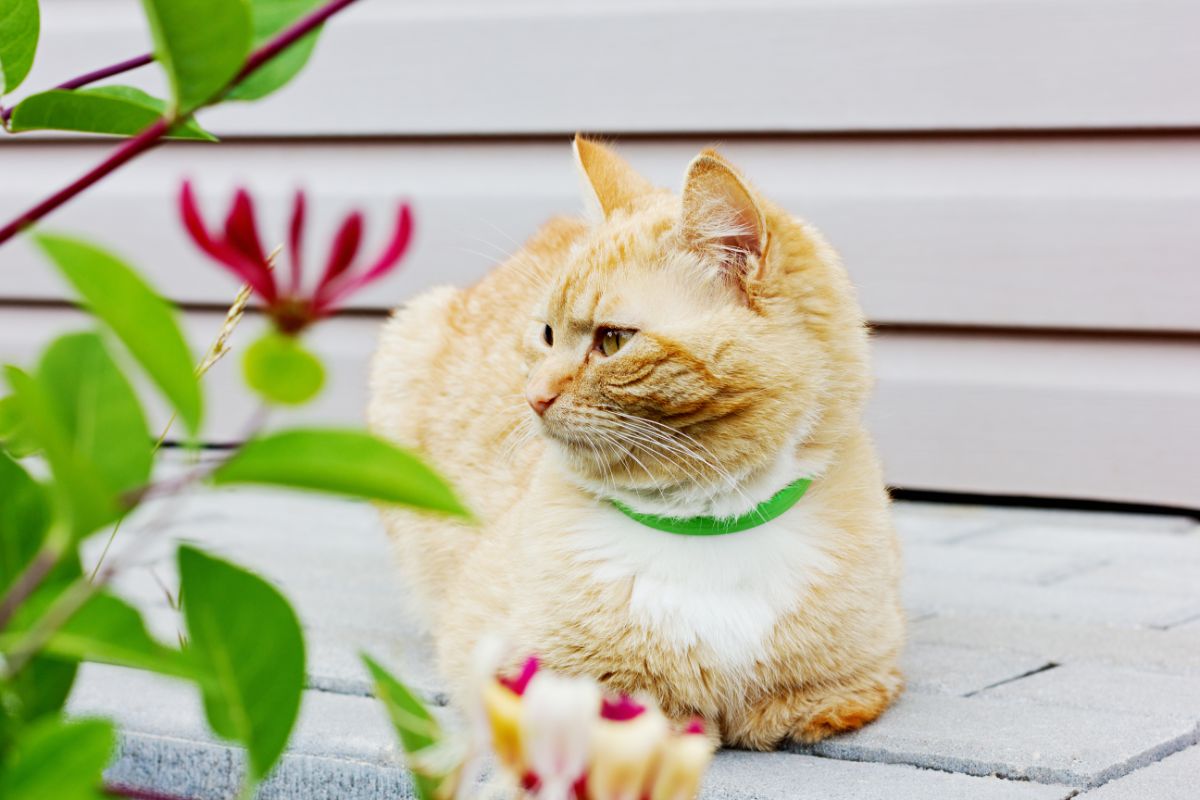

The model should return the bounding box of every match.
[702,751,1073,799]
[977,662,1200,719]
[903,641,1051,696]
[961,524,1200,564]
[804,691,1200,787]
[891,503,1006,543]
[1050,561,1200,598]
[904,574,1200,627]
[911,613,1200,675]
[905,542,1105,584]
[1076,745,1200,800]
[66,486,1200,797]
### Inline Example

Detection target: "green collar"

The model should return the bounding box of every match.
[609,478,813,536]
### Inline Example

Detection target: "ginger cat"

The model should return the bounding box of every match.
[367,137,904,748]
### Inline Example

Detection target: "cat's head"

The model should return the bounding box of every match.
[522,137,870,511]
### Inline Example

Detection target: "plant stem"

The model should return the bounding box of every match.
[0,0,363,249]
[234,0,359,85]
[58,53,156,91]
[106,784,197,800]
[0,53,155,125]
[0,544,61,630]
[0,118,170,245]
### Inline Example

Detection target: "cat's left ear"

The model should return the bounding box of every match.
[574,134,655,220]
[680,150,767,287]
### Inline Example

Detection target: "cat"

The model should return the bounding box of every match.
[367,136,904,748]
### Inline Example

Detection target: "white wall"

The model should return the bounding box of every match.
[2,0,1197,507]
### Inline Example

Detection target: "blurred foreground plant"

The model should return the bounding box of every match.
[0,1,473,799]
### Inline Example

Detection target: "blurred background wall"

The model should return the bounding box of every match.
[2,0,1198,508]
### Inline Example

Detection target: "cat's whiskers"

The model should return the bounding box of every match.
[589,426,671,505]
[601,413,760,515]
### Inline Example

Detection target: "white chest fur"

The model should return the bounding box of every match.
[565,502,836,669]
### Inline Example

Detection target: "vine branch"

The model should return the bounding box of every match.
[0,0,362,248]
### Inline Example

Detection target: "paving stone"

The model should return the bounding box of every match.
[903,641,1051,696]
[65,486,1200,797]
[904,574,1200,627]
[904,542,1104,584]
[1076,745,1200,800]
[804,691,1200,787]
[75,665,1077,800]
[891,503,1006,544]
[977,663,1200,720]
[702,751,1073,799]
[71,664,421,800]
[911,613,1200,675]
[1050,562,1200,598]
[963,507,1196,535]
[962,524,1200,564]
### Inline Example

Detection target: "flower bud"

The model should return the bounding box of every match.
[519,672,601,800]
[483,680,525,772]
[587,701,669,800]
[649,722,714,800]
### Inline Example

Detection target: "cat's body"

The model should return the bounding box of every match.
[368,139,904,748]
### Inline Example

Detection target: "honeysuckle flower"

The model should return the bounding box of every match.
[599,695,646,722]
[483,657,540,776]
[519,672,601,800]
[649,720,714,800]
[588,699,669,800]
[180,181,413,334]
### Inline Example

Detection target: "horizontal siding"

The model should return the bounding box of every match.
[2,137,1198,331]
[17,0,1200,136]
[2,309,1196,508]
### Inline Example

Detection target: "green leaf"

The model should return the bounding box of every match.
[38,332,153,518]
[35,233,203,435]
[179,545,304,782]
[362,654,444,800]
[0,451,50,595]
[28,592,200,681]
[0,0,40,94]
[0,395,39,457]
[227,0,324,101]
[1,553,85,727]
[140,0,252,112]
[243,332,325,405]
[4,366,116,538]
[10,86,217,140]
[212,429,470,516]
[0,716,113,800]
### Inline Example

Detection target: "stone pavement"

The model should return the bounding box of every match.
[69,482,1200,799]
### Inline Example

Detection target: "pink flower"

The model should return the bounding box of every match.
[499,656,540,696]
[600,695,646,722]
[180,181,413,334]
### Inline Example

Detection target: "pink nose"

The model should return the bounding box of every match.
[526,391,558,416]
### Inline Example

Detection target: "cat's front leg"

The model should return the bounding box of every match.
[722,666,903,750]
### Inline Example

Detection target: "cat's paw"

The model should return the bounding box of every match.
[723,667,903,750]
[791,667,903,744]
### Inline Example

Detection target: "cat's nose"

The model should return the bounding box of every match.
[526,391,558,416]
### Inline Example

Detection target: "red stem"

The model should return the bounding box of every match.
[0,53,155,125]
[0,119,169,244]
[235,0,359,84]
[0,0,363,249]
[106,784,197,800]
[59,52,156,91]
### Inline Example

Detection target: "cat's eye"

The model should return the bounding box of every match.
[543,324,554,346]
[597,327,635,357]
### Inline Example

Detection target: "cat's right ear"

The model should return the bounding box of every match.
[573,134,655,220]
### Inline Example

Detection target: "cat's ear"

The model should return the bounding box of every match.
[680,150,767,286]
[574,134,655,220]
